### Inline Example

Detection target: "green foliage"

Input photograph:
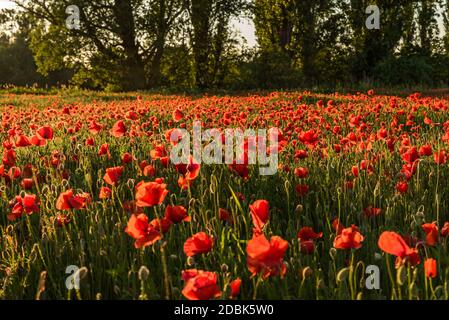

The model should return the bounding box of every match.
[1,1,449,90]
[374,54,449,86]
[237,50,303,89]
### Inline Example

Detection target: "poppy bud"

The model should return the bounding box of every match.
[295,204,303,215]
[336,267,350,282]
[187,256,195,266]
[329,248,337,260]
[221,264,229,273]
[76,267,89,281]
[41,233,49,245]
[114,285,121,295]
[301,267,313,279]
[138,266,150,281]
[36,271,47,300]
[424,258,437,278]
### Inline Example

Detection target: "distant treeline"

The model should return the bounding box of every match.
[1,0,449,91]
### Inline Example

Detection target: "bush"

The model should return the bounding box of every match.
[237,50,303,89]
[374,55,434,86]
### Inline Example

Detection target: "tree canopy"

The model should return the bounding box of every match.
[1,0,449,90]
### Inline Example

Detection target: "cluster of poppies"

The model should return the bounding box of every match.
[2,90,449,300]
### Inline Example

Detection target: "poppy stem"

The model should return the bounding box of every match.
[385,255,397,300]
[349,251,355,300]
[160,243,171,300]
[154,205,171,300]
[253,276,261,300]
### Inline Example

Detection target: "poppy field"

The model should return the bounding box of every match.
[1,90,449,300]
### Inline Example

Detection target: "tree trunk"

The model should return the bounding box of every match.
[190,0,212,89]
[113,0,147,90]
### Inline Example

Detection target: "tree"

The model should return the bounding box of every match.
[15,0,185,90]
[253,0,348,85]
[416,0,441,55]
[444,0,449,53]
[347,0,418,80]
[0,8,70,87]
[187,0,247,88]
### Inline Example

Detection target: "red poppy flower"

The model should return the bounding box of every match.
[396,181,408,194]
[297,227,323,241]
[99,186,112,199]
[228,162,249,180]
[246,233,288,279]
[378,231,420,267]
[294,167,309,178]
[230,278,242,298]
[364,206,382,218]
[419,145,432,156]
[172,109,184,122]
[333,225,364,250]
[175,155,201,180]
[424,258,437,278]
[178,175,192,190]
[125,214,161,248]
[165,128,185,145]
[300,240,316,255]
[441,222,449,237]
[295,184,309,197]
[55,213,71,227]
[165,205,190,223]
[98,143,111,158]
[122,152,135,164]
[160,156,169,168]
[219,208,233,225]
[150,144,167,160]
[332,218,344,235]
[111,120,127,137]
[351,166,359,177]
[8,194,40,221]
[434,150,447,165]
[295,149,308,159]
[21,178,34,190]
[422,223,439,246]
[36,126,54,140]
[249,200,270,231]
[135,179,169,207]
[183,232,214,257]
[8,166,21,180]
[181,270,221,300]
[15,135,31,147]
[3,149,16,167]
[30,136,45,147]
[122,200,144,215]
[88,120,103,134]
[85,137,95,146]
[56,189,88,210]
[402,147,419,164]
[299,130,319,148]
[149,218,172,234]
[103,166,124,186]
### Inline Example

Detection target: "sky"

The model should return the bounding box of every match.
[0,0,14,9]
